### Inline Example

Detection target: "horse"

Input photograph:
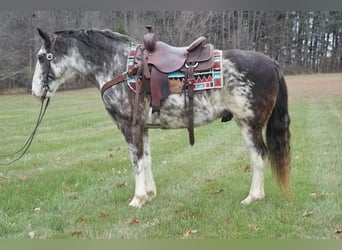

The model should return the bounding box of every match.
[31,28,291,208]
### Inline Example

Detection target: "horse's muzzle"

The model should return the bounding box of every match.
[32,90,46,101]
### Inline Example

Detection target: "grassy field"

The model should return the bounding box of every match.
[0,74,341,239]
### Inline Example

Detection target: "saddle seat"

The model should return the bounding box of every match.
[145,37,214,73]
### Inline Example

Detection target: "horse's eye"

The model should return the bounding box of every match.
[38,54,45,63]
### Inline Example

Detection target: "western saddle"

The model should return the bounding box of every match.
[143,33,213,73]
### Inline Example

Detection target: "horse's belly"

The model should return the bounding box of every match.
[159,92,223,129]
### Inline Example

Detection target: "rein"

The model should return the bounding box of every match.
[0,97,50,166]
[101,65,138,97]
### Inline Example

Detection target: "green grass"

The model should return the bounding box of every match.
[0,83,341,239]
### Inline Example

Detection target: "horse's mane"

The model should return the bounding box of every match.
[48,29,133,79]
[53,29,132,50]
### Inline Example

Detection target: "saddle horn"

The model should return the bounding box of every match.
[144,25,157,52]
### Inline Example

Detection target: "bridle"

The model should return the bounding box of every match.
[40,34,57,100]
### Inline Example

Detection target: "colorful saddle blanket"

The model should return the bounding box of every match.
[127,44,223,93]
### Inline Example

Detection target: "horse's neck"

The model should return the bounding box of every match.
[73,42,130,89]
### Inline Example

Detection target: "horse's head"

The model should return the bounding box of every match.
[32,28,132,100]
[32,29,76,100]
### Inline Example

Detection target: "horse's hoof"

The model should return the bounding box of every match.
[240,194,264,205]
[129,196,146,208]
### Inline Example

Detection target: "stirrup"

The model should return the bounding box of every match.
[146,107,161,127]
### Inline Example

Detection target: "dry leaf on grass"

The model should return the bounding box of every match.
[181,210,195,218]
[182,229,198,238]
[0,173,9,179]
[35,167,43,173]
[128,217,139,225]
[310,193,324,199]
[142,220,159,228]
[169,200,184,207]
[19,175,27,181]
[99,210,108,218]
[116,183,126,188]
[212,189,224,194]
[28,231,35,239]
[244,165,251,172]
[77,219,87,225]
[115,169,128,175]
[248,224,259,230]
[71,230,82,236]
[205,177,213,183]
[280,218,289,224]
[302,211,314,217]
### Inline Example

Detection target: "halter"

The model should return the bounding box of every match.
[41,34,57,100]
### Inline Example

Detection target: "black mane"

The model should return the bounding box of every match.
[52,29,131,53]
[52,29,132,79]
[54,29,131,45]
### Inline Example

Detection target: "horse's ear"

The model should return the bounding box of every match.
[37,28,51,46]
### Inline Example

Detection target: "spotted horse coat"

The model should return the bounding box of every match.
[32,29,291,207]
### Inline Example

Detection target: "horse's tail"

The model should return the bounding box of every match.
[266,64,291,196]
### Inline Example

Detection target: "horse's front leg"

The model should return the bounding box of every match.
[142,130,156,201]
[125,126,156,208]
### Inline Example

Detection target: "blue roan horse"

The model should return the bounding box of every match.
[31,29,291,207]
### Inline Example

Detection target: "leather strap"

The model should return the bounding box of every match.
[101,65,138,97]
[132,48,145,125]
[186,65,196,146]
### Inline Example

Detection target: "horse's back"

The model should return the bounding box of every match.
[223,49,279,86]
[223,49,281,126]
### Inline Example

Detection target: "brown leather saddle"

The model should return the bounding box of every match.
[145,37,214,73]
[135,26,214,73]
[132,26,215,145]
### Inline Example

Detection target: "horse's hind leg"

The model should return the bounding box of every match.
[239,125,267,204]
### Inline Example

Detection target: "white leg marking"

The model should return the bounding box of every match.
[129,160,147,208]
[240,127,265,205]
[127,136,156,208]
[142,134,156,200]
[127,144,146,208]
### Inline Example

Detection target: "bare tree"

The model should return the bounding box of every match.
[1,11,341,92]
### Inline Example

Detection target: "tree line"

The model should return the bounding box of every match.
[0,11,341,92]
